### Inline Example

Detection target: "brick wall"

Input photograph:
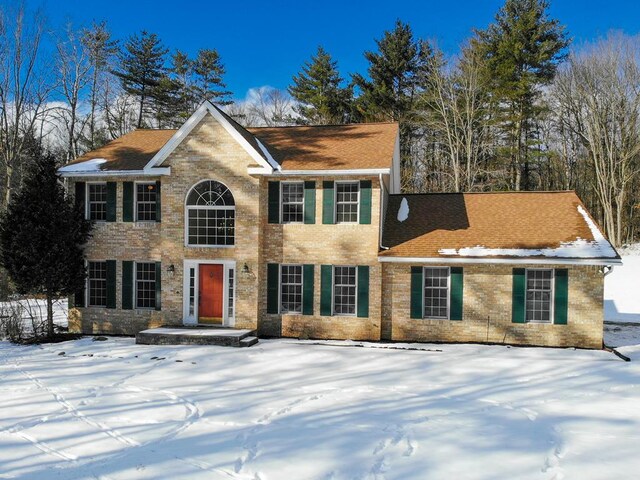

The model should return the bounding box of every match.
[259,176,382,341]
[382,262,604,349]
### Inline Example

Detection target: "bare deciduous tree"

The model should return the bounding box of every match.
[552,33,640,246]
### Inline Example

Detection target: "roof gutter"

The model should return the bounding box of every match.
[267,168,391,176]
[378,256,623,266]
[58,167,171,178]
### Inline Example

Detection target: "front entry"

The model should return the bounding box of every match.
[199,264,224,324]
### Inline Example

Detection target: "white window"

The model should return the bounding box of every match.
[135,262,156,309]
[281,182,304,223]
[136,182,157,221]
[280,265,303,314]
[87,261,107,307]
[424,267,449,319]
[526,269,553,323]
[87,183,107,221]
[335,181,359,223]
[333,266,356,315]
[228,267,235,318]
[186,180,235,246]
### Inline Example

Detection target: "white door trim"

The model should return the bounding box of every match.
[183,259,236,327]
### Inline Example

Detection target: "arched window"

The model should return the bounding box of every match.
[186,180,235,246]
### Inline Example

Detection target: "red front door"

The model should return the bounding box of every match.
[199,264,224,324]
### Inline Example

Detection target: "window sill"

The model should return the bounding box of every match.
[525,320,553,324]
[422,317,451,321]
[185,244,235,249]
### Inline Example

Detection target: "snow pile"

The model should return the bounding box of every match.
[58,158,107,173]
[439,205,618,259]
[0,337,639,479]
[397,197,409,222]
[605,244,640,322]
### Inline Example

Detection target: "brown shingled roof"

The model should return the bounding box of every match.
[64,119,397,172]
[67,129,177,171]
[381,191,619,260]
[248,122,398,170]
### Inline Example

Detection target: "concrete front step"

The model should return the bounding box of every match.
[136,327,258,347]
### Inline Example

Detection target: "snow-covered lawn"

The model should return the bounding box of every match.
[1,337,639,480]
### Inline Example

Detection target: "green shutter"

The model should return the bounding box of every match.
[410,266,423,319]
[268,181,280,224]
[123,182,134,222]
[155,181,161,223]
[357,265,369,318]
[106,182,117,222]
[155,262,162,311]
[122,261,133,310]
[304,181,316,224]
[320,265,333,316]
[322,181,334,224]
[75,182,86,217]
[359,180,372,224]
[554,269,568,325]
[303,264,314,315]
[106,260,116,309]
[450,267,463,320]
[512,268,526,323]
[267,263,279,314]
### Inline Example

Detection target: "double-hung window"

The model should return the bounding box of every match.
[88,183,107,221]
[335,182,359,223]
[333,266,357,315]
[525,269,553,322]
[136,182,157,221]
[424,267,450,319]
[281,182,304,223]
[280,265,303,314]
[87,261,107,307]
[135,262,157,309]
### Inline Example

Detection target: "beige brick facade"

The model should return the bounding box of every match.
[382,262,604,349]
[67,111,607,349]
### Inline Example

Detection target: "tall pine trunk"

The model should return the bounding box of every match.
[46,295,54,338]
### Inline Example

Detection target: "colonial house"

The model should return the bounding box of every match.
[59,101,621,349]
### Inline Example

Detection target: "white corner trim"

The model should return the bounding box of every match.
[377,256,623,266]
[143,101,274,174]
[255,138,280,171]
[58,168,170,178]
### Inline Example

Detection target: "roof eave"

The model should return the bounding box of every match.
[59,167,171,178]
[377,255,623,266]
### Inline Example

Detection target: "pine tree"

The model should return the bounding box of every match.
[288,46,352,124]
[192,49,232,105]
[113,31,168,128]
[81,21,118,150]
[474,0,568,190]
[0,153,91,338]
[352,20,433,123]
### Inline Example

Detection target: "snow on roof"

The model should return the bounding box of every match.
[397,197,409,222]
[58,158,107,173]
[381,192,620,262]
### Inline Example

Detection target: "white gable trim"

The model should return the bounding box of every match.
[378,256,623,266]
[143,101,277,174]
[59,168,170,178]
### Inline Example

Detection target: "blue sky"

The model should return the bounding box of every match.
[10,0,640,100]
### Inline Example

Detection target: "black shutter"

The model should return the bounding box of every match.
[122,261,133,310]
[155,181,161,222]
[106,260,116,309]
[268,181,280,224]
[106,182,117,222]
[410,266,423,319]
[322,181,334,224]
[357,266,369,317]
[303,181,316,224]
[267,263,279,313]
[123,182,134,222]
[155,262,162,311]
[75,182,86,218]
[359,180,372,224]
[303,264,314,315]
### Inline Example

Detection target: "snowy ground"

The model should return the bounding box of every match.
[604,245,640,323]
[1,337,639,480]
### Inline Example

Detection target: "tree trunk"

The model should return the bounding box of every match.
[46,295,54,338]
